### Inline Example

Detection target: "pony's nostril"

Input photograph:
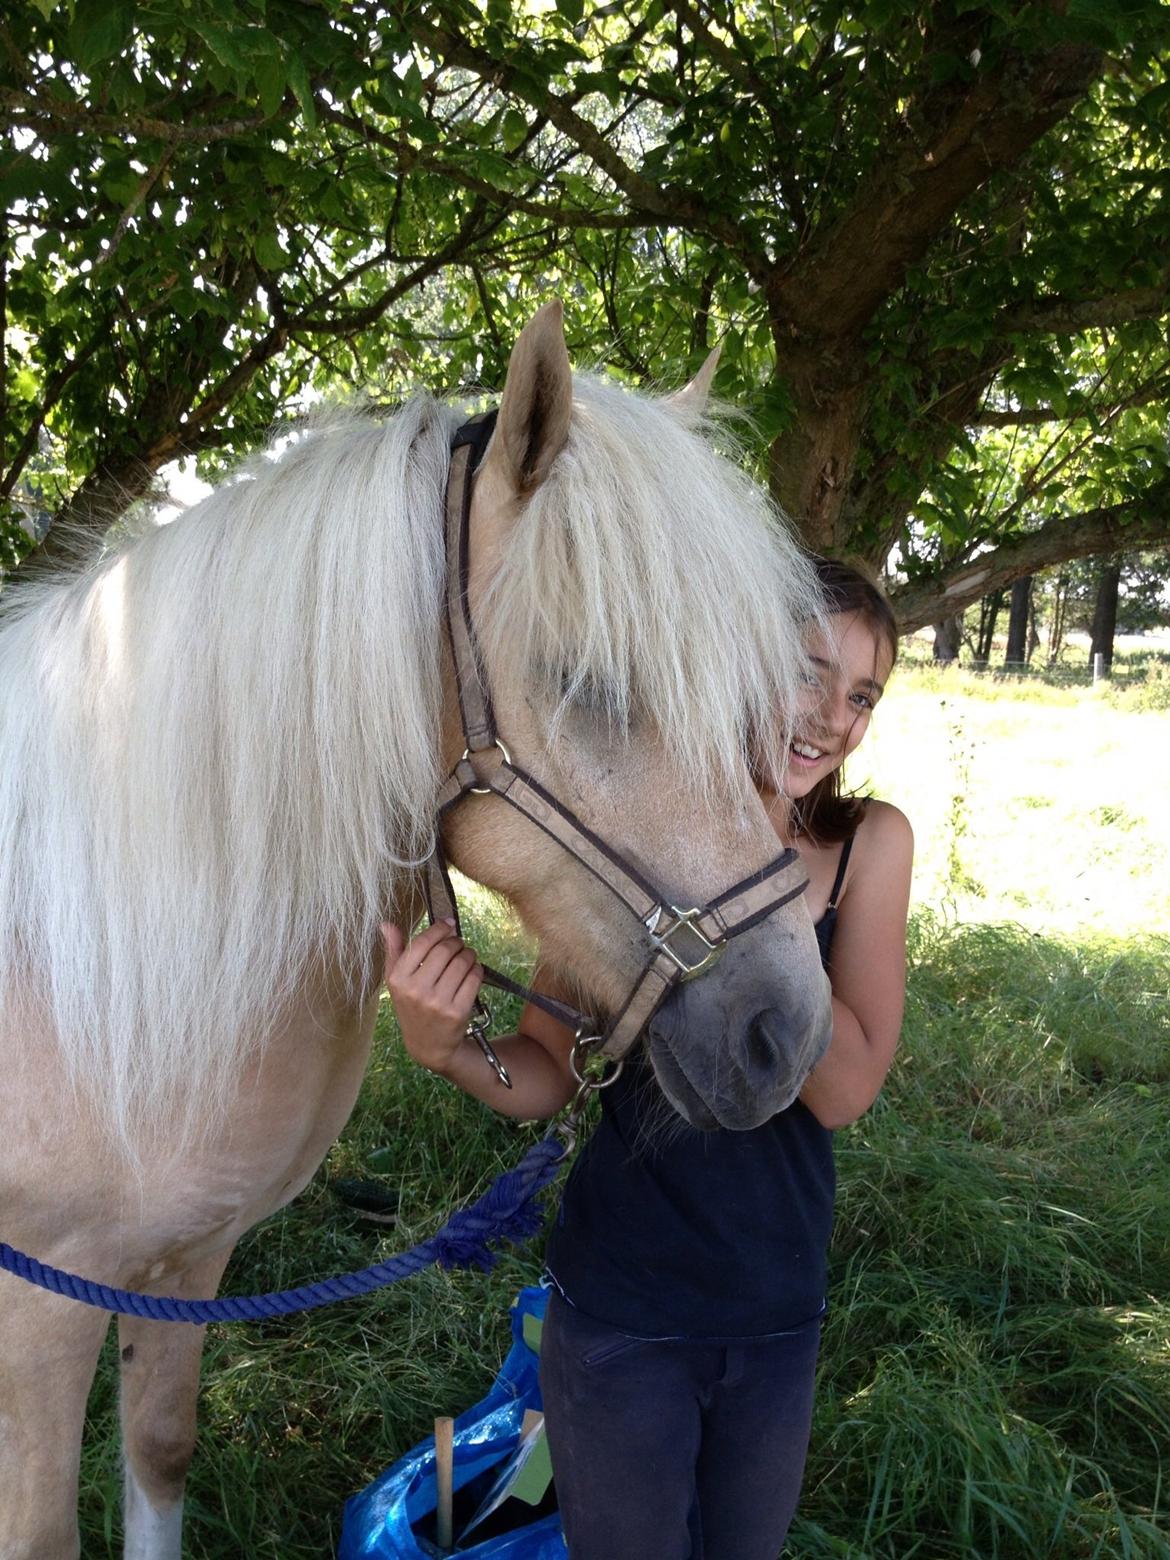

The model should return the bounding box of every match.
[743,1015,783,1075]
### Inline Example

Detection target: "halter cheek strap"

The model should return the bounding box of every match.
[426,411,809,1081]
[445,413,500,751]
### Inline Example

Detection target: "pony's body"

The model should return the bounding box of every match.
[1,966,383,1557]
[0,306,831,1558]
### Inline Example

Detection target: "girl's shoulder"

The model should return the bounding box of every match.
[844,799,914,891]
[854,797,913,849]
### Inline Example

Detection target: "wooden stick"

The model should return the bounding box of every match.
[434,1414,455,1552]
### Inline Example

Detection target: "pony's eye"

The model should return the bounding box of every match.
[559,672,612,711]
[556,671,634,732]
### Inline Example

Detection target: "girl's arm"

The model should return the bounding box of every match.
[798,800,914,1130]
[382,920,577,1119]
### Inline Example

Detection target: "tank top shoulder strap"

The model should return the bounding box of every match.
[825,833,856,912]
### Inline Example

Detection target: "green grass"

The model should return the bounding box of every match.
[74,665,1169,1558]
[896,638,1170,714]
[796,918,1170,1558]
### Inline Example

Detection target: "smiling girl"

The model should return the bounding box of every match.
[382,558,913,1559]
[769,556,913,1134]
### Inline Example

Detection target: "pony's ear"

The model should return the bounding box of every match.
[667,346,721,422]
[493,300,573,493]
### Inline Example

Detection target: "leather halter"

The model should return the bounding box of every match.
[424,410,810,1081]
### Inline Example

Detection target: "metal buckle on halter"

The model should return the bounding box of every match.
[644,905,726,981]
[461,739,512,795]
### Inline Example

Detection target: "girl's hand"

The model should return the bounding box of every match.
[381,919,483,1076]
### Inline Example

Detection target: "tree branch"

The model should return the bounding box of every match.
[0,85,272,145]
[770,38,1103,339]
[411,8,768,274]
[971,371,1170,427]
[317,104,639,229]
[20,195,504,572]
[96,147,177,266]
[1,339,105,501]
[890,486,1170,631]
[993,276,1170,337]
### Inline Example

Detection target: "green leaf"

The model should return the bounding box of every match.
[287,53,317,129]
[68,0,134,70]
[500,109,529,152]
[255,53,288,119]
[189,20,252,76]
[254,230,288,270]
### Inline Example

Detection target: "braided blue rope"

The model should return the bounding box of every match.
[0,1135,566,1323]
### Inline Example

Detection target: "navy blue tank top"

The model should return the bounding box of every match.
[545,838,853,1339]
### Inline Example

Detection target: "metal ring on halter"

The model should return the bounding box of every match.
[556,1030,625,1155]
[462,739,512,795]
[569,1028,624,1091]
[644,903,726,981]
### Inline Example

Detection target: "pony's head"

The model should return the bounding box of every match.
[440,303,831,1130]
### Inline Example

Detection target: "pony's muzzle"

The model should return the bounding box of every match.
[644,952,832,1131]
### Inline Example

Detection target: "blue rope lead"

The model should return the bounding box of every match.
[0,1135,567,1324]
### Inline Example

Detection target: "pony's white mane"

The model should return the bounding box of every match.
[482,376,820,797]
[0,374,820,1153]
[0,395,456,1150]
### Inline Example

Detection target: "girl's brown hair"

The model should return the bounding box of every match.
[794,558,899,846]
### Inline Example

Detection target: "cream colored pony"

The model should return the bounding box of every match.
[0,303,831,1559]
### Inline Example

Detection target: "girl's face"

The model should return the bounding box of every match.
[784,610,894,800]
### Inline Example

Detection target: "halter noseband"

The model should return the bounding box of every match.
[424,410,810,1086]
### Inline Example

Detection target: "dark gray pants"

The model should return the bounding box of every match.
[539,1291,821,1560]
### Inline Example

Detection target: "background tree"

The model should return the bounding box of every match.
[1031,547,1170,663]
[3,0,1169,627]
[1089,558,1123,672]
[971,586,1007,666]
[1003,576,1033,668]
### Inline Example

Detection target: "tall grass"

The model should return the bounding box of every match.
[796,916,1170,1558]
[896,640,1170,714]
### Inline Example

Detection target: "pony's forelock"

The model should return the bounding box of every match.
[480,375,822,801]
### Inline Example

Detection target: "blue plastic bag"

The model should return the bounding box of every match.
[339,1287,567,1559]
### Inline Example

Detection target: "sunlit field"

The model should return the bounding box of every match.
[75,647,1169,1558]
[855,637,1170,938]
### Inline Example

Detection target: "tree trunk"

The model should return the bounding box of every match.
[1003,576,1032,668]
[1027,594,1041,663]
[767,354,868,553]
[1047,571,1069,662]
[933,615,963,663]
[974,588,1005,666]
[1089,560,1122,673]
[21,457,162,576]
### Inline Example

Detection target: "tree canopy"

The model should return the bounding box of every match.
[3,0,1169,626]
